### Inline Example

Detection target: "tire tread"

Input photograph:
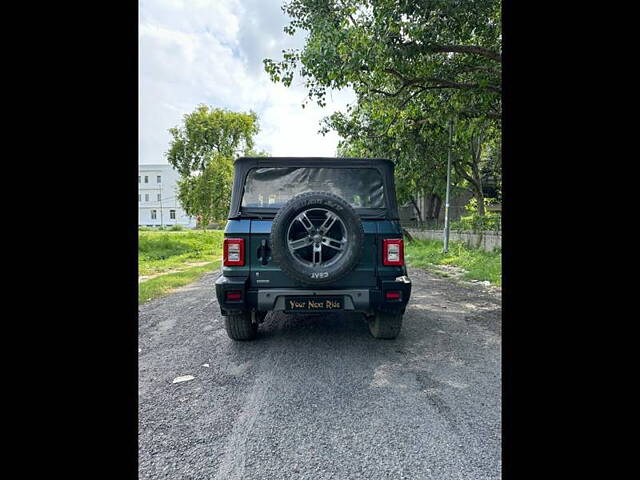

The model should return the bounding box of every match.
[224,313,258,340]
[368,311,403,339]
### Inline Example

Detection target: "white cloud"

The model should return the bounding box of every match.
[139,0,355,164]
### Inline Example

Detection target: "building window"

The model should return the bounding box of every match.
[138,176,141,183]
[144,176,148,183]
[157,176,161,183]
[170,210,176,219]
[145,194,149,202]
[157,194,161,201]
[138,194,141,202]
[151,210,157,220]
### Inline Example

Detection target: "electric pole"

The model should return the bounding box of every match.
[443,117,454,253]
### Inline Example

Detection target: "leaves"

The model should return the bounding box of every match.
[166,106,261,226]
[264,0,501,218]
[166,105,259,176]
[176,154,234,227]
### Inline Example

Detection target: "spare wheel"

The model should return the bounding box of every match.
[270,191,364,286]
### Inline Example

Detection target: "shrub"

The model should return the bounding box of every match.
[451,197,501,233]
[169,224,184,231]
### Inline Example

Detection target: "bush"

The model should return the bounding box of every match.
[451,197,501,233]
[169,224,184,231]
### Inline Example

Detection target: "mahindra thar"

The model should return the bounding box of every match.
[214,157,412,340]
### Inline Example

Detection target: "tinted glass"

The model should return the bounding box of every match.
[241,167,385,209]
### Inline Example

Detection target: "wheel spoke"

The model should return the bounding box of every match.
[318,212,338,234]
[289,237,312,250]
[288,208,348,266]
[296,212,314,233]
[312,243,322,265]
[322,237,344,251]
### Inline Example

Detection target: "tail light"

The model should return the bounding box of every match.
[383,239,404,266]
[223,238,245,266]
[226,291,242,301]
[386,291,402,300]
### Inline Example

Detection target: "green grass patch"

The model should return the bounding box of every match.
[405,238,501,285]
[139,230,224,276]
[138,260,221,304]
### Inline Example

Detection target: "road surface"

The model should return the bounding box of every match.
[139,267,501,479]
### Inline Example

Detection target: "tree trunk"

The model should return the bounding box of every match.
[432,194,442,221]
[470,132,486,247]
[475,189,485,216]
[409,196,422,225]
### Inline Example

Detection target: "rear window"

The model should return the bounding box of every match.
[241,167,385,209]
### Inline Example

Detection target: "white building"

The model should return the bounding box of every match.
[138,164,196,228]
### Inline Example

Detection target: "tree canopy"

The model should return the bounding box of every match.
[166,106,261,227]
[167,106,259,177]
[264,0,501,121]
[264,0,502,220]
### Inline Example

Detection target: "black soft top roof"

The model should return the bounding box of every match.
[229,157,399,220]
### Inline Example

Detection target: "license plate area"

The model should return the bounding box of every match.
[284,296,344,312]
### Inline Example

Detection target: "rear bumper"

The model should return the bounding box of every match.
[215,275,411,315]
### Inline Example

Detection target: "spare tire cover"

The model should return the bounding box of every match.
[270,191,364,286]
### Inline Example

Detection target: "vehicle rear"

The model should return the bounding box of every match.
[215,157,411,340]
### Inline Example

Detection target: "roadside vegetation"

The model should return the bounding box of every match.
[139,261,221,304]
[404,239,501,286]
[138,230,223,303]
[139,230,223,276]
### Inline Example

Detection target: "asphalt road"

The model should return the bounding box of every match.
[138,267,501,479]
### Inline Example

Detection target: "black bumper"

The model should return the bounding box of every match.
[215,275,412,316]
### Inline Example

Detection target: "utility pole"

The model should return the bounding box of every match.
[443,117,454,253]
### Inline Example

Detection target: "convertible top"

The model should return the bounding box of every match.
[229,157,400,220]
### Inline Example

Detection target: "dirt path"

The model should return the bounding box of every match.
[138,262,213,283]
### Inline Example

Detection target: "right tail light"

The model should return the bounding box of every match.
[383,238,404,266]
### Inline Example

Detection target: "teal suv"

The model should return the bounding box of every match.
[215,157,412,340]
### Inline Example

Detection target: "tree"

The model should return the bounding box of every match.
[166,106,261,227]
[264,0,501,221]
[264,0,501,121]
[450,117,501,218]
[176,157,233,229]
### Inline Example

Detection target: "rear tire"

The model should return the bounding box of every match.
[224,312,258,341]
[367,311,402,339]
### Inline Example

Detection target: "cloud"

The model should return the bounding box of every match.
[139,0,355,164]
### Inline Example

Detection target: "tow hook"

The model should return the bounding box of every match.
[395,276,411,284]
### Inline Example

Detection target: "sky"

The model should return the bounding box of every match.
[139,0,356,165]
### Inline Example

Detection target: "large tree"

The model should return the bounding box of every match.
[166,106,260,227]
[264,0,501,221]
[264,0,501,121]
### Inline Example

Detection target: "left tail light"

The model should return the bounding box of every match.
[223,238,245,266]
[383,238,404,266]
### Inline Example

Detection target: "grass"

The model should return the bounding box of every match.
[139,230,224,276]
[404,238,501,286]
[138,260,221,304]
[138,230,224,303]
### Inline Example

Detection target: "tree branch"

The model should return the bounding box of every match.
[402,43,502,62]
[381,68,501,93]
